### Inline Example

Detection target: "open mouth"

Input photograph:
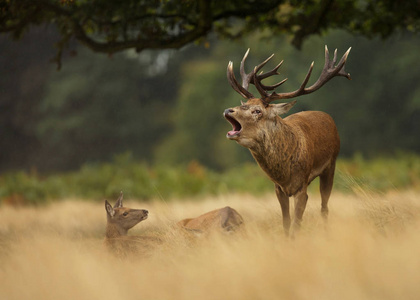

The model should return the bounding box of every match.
[224,113,242,138]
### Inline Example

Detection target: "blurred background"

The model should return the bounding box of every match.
[1,1,420,204]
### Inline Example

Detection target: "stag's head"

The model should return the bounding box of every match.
[224,47,351,148]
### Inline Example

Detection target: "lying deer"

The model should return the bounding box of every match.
[177,206,244,235]
[105,192,243,253]
[104,192,158,254]
[224,46,351,236]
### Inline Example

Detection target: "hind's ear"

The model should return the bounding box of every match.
[270,100,297,116]
[114,191,123,208]
[105,200,115,217]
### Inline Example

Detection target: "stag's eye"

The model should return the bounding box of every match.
[122,212,129,216]
[253,110,261,114]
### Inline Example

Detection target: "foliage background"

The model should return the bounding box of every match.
[2,28,420,170]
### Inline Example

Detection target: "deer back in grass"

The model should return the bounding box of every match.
[224,46,351,236]
[178,206,244,235]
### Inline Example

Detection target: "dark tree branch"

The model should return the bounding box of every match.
[1,0,420,68]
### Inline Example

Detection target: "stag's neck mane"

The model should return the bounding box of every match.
[249,116,305,188]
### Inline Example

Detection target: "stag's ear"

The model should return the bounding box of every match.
[105,200,115,217]
[270,100,297,116]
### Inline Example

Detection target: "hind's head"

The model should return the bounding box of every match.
[105,191,148,233]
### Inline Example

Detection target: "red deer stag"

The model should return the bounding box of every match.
[224,46,351,236]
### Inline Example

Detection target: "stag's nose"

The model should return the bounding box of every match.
[224,108,234,115]
[143,209,149,215]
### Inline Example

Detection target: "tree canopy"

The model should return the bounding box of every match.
[2,0,420,67]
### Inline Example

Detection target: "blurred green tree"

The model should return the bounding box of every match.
[34,48,180,170]
[154,58,252,170]
[0,27,58,171]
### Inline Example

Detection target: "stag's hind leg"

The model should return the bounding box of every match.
[319,162,336,220]
[275,185,291,236]
[292,187,309,236]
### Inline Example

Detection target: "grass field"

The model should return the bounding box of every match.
[1,190,420,300]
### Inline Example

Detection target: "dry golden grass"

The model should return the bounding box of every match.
[1,190,420,300]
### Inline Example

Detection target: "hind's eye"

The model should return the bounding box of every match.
[122,212,128,216]
[253,110,261,114]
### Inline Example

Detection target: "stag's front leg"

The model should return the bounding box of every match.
[291,188,308,236]
[275,185,291,236]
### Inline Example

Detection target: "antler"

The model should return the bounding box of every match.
[227,46,351,104]
[226,49,288,101]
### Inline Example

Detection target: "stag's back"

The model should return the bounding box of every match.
[285,111,340,177]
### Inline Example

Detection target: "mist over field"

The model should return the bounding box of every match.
[1,190,420,300]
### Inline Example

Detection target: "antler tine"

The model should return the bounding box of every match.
[335,47,352,79]
[269,62,314,100]
[240,48,251,89]
[324,45,330,68]
[227,61,254,99]
[298,62,315,93]
[260,78,289,91]
[255,53,275,74]
[253,67,270,99]
[252,60,289,91]
[257,60,283,80]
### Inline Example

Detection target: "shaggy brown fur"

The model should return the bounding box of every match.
[225,99,339,235]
